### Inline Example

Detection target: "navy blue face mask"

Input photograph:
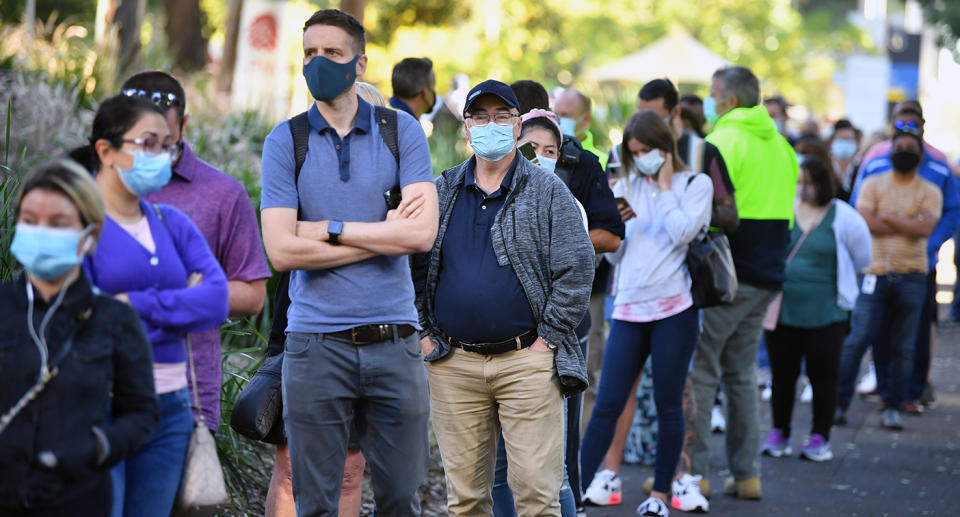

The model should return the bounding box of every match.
[303,54,361,102]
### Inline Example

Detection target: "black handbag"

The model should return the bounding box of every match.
[229,351,285,444]
[686,229,738,308]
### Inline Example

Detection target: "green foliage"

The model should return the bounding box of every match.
[0,99,23,282]
[367,0,471,45]
[917,0,960,62]
[0,0,95,24]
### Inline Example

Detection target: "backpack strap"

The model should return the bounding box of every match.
[288,112,310,185]
[373,106,400,166]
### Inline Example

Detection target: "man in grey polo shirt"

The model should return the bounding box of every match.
[259,9,438,517]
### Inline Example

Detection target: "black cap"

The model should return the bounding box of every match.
[463,80,520,116]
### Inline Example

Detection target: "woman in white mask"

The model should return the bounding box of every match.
[69,95,229,517]
[580,110,712,517]
[0,160,157,516]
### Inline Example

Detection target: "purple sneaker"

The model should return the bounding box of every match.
[761,428,792,457]
[800,433,833,462]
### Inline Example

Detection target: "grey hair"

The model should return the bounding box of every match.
[720,66,760,108]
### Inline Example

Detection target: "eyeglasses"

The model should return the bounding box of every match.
[121,138,180,160]
[465,111,519,125]
[121,88,182,108]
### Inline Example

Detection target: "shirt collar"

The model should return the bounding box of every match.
[307,95,373,135]
[389,97,416,117]
[581,130,596,150]
[464,154,519,195]
[172,141,198,182]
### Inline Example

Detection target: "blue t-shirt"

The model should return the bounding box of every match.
[260,96,434,333]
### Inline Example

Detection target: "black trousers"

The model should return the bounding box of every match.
[765,322,847,441]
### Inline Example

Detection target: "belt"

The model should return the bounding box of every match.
[326,324,416,345]
[449,330,537,355]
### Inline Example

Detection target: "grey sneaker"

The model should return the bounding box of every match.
[882,408,904,430]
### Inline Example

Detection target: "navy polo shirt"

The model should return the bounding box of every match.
[434,156,537,343]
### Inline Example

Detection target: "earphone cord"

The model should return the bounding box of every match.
[0,281,70,436]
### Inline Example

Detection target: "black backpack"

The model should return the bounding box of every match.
[554,136,582,188]
[230,106,400,444]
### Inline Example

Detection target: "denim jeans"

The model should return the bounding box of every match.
[282,331,430,517]
[581,306,700,494]
[837,273,927,412]
[492,399,576,517]
[110,387,193,517]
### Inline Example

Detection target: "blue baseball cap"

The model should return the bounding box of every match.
[463,79,520,116]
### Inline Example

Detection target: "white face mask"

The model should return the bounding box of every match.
[633,150,665,176]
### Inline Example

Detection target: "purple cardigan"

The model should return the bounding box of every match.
[84,199,229,363]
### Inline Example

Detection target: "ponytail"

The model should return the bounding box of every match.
[68,138,100,173]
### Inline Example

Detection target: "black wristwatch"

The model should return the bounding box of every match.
[327,220,344,245]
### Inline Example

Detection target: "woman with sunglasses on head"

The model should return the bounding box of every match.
[580,110,712,517]
[0,160,158,517]
[69,94,229,517]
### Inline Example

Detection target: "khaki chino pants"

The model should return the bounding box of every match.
[427,347,564,517]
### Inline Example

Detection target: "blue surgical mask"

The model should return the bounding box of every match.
[469,122,516,162]
[558,117,577,137]
[303,54,361,102]
[832,139,857,160]
[10,224,93,280]
[537,155,557,172]
[703,96,719,125]
[633,151,665,176]
[115,150,172,196]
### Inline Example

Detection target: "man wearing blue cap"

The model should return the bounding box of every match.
[413,79,595,516]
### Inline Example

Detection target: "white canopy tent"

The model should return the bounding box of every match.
[588,29,729,85]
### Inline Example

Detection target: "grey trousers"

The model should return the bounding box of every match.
[689,283,777,481]
[282,330,430,517]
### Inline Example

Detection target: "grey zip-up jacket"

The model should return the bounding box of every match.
[413,155,595,396]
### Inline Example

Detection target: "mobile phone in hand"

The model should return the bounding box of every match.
[384,185,402,210]
[518,141,540,165]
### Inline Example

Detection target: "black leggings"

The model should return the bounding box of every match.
[765,322,847,441]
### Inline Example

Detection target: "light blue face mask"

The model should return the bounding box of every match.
[703,96,719,125]
[832,139,857,160]
[537,155,557,172]
[469,122,516,162]
[10,224,93,281]
[633,151,665,176]
[558,117,577,137]
[115,150,173,196]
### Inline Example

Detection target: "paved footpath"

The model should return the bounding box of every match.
[587,307,960,517]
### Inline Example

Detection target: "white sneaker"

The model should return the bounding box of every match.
[710,405,726,433]
[800,383,813,404]
[637,496,670,516]
[856,365,876,394]
[584,469,622,506]
[671,474,709,513]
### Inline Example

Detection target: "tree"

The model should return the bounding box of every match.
[916,0,960,62]
[165,0,207,71]
[217,0,243,93]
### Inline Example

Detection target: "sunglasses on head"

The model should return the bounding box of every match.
[121,88,182,108]
[893,120,921,135]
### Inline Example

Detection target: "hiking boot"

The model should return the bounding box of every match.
[584,469,622,506]
[882,408,904,430]
[799,433,833,462]
[723,477,762,500]
[671,474,709,512]
[901,400,923,415]
[760,428,792,458]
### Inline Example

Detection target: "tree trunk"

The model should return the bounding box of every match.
[340,0,365,24]
[165,0,208,72]
[115,0,146,78]
[217,0,244,93]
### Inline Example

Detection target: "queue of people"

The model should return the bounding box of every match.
[1,7,955,517]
